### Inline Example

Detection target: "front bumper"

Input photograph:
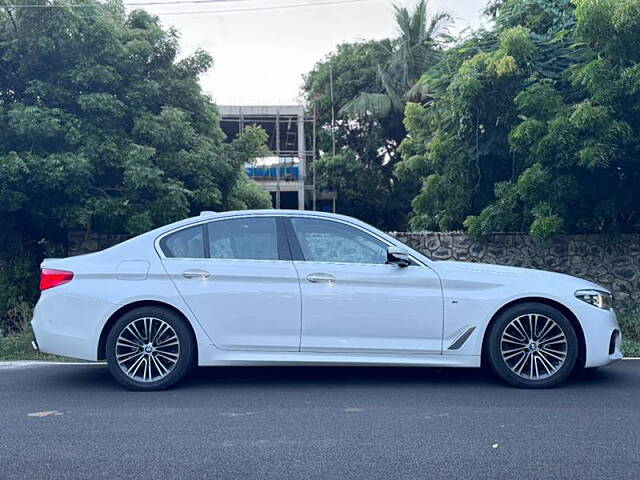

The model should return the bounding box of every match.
[574,301,623,368]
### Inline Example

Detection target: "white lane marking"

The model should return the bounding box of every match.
[0,361,106,369]
[28,411,64,417]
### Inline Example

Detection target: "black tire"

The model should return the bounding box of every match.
[106,306,195,391]
[486,302,578,389]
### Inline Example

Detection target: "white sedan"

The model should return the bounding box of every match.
[32,210,622,390]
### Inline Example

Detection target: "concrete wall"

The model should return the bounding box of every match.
[69,231,639,313]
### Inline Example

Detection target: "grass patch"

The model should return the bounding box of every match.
[0,298,74,361]
[619,310,640,357]
[0,327,73,361]
[622,338,640,357]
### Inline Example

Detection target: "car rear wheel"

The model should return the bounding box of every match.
[106,306,195,391]
[487,302,578,388]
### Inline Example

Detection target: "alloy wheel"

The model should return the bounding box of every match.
[115,317,180,383]
[500,313,568,380]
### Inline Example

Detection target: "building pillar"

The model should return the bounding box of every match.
[297,107,306,210]
[275,108,281,209]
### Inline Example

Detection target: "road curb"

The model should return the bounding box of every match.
[0,359,638,368]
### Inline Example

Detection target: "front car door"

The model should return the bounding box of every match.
[286,216,444,354]
[159,215,301,351]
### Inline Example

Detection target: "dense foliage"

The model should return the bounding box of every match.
[463,0,640,237]
[303,1,451,229]
[306,0,640,238]
[0,1,270,331]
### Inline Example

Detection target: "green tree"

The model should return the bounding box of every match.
[304,0,640,238]
[0,1,270,330]
[341,0,452,121]
[397,21,540,230]
[303,41,385,161]
[314,149,394,228]
[396,0,628,236]
[304,41,407,228]
[466,0,640,237]
[303,1,450,229]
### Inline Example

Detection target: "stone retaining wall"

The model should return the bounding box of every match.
[393,233,639,313]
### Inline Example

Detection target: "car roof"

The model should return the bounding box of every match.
[198,209,351,219]
[146,209,371,237]
[194,209,371,225]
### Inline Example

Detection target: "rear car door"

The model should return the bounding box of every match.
[159,216,301,351]
[286,216,444,354]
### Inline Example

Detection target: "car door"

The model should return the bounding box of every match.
[286,216,444,354]
[159,216,301,351]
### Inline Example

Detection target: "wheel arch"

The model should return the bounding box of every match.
[480,297,586,369]
[98,300,198,361]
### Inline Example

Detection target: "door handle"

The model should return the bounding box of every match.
[182,270,211,279]
[306,273,336,283]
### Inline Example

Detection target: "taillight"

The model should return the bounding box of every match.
[40,269,74,291]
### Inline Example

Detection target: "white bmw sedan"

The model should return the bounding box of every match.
[32,210,622,390]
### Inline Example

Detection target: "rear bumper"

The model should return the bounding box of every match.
[31,290,115,361]
[31,319,97,361]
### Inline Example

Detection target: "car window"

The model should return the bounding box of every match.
[160,225,205,258]
[207,217,278,261]
[290,217,387,264]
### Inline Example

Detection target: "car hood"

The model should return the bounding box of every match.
[432,260,608,292]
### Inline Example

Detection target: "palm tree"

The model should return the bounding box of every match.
[340,0,451,118]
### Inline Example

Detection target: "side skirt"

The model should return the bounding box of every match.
[197,346,481,368]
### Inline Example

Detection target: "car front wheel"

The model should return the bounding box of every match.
[106,306,195,391]
[487,302,579,388]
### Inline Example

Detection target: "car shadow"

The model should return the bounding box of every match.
[44,361,627,394]
[181,363,624,390]
[186,365,502,389]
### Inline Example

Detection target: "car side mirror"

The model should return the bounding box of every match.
[386,246,411,267]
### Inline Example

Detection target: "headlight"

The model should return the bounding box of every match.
[575,289,613,310]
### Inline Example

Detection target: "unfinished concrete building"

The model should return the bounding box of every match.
[218,105,316,210]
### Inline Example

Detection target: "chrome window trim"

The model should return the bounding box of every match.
[155,214,282,261]
[154,212,428,268]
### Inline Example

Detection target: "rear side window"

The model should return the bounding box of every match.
[207,217,278,260]
[160,225,204,258]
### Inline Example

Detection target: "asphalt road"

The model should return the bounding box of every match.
[1,361,639,480]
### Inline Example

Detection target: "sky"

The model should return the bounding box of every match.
[132,0,487,105]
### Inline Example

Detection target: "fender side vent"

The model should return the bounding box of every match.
[448,326,476,350]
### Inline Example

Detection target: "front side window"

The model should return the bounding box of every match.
[160,225,205,258]
[207,217,278,261]
[290,217,387,265]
